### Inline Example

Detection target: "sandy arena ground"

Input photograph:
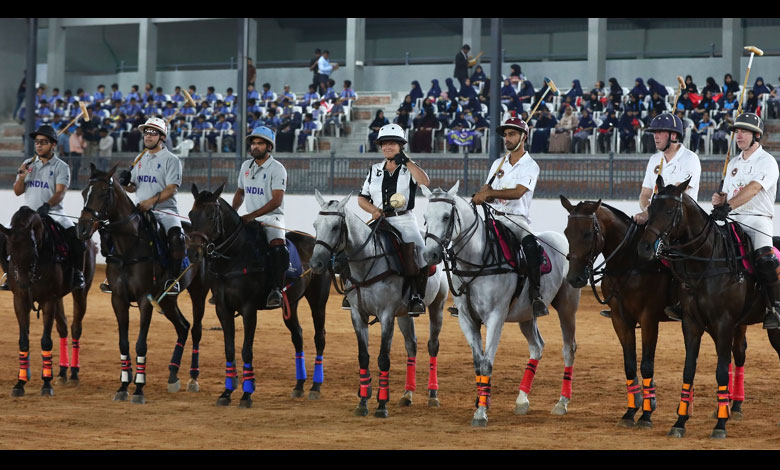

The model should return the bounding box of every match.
[2,265,780,450]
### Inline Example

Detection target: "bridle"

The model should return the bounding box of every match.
[10,225,42,289]
[189,199,243,260]
[423,197,479,257]
[644,193,685,257]
[79,176,139,235]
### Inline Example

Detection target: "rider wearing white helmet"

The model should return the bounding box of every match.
[356,123,431,315]
[233,125,289,308]
[712,113,780,329]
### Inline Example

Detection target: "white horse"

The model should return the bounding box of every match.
[310,190,449,418]
[421,182,580,427]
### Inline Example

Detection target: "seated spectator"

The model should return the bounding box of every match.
[196,101,212,120]
[445,78,459,99]
[247,84,260,101]
[565,80,584,106]
[517,79,534,107]
[411,107,440,153]
[646,78,668,100]
[501,79,520,111]
[205,86,218,103]
[470,65,487,89]
[597,109,618,153]
[224,87,236,105]
[124,97,142,117]
[367,110,389,152]
[624,93,644,118]
[572,109,596,153]
[586,91,604,113]
[410,80,424,104]
[207,114,233,152]
[311,101,324,121]
[676,91,694,111]
[530,107,556,153]
[398,95,414,114]
[191,115,212,151]
[691,111,715,152]
[325,98,346,134]
[247,98,261,115]
[75,88,92,104]
[47,87,62,105]
[711,113,733,154]
[394,107,412,130]
[617,111,639,153]
[261,83,274,103]
[322,79,338,102]
[142,82,154,102]
[172,86,185,103]
[684,75,698,95]
[246,112,260,131]
[109,99,124,118]
[297,113,318,151]
[591,80,606,98]
[693,90,718,123]
[162,101,178,119]
[213,100,232,118]
[188,85,201,101]
[471,112,490,152]
[340,80,357,103]
[608,78,623,103]
[62,89,74,105]
[550,105,577,153]
[722,73,739,96]
[299,84,319,106]
[110,83,122,103]
[459,78,478,103]
[278,84,295,104]
[649,91,667,114]
[52,99,66,117]
[754,77,772,99]
[630,78,649,101]
[426,79,442,100]
[719,90,738,116]
[744,90,758,114]
[170,117,188,147]
[276,108,302,153]
[435,92,450,114]
[152,87,166,105]
[509,64,525,84]
[180,100,196,117]
[94,84,106,103]
[263,108,282,132]
[127,85,141,103]
[703,77,721,98]
[557,95,576,118]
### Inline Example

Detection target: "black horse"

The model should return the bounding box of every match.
[0,207,96,396]
[76,163,208,403]
[561,196,748,429]
[638,175,780,439]
[187,184,330,408]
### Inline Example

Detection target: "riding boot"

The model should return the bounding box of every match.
[98,229,112,293]
[408,267,428,317]
[65,227,86,290]
[664,303,683,321]
[266,244,289,308]
[753,247,780,329]
[165,227,186,295]
[342,296,351,310]
[0,233,9,290]
[522,235,549,317]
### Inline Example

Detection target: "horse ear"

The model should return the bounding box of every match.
[337,191,353,211]
[420,185,432,199]
[89,162,97,176]
[656,174,665,189]
[314,189,327,209]
[677,177,691,193]
[107,163,119,177]
[191,183,199,199]
[447,180,460,197]
[559,195,574,213]
[214,183,225,199]
[595,198,602,211]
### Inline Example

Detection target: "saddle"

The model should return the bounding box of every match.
[370,218,420,278]
[39,214,68,263]
[487,216,552,276]
[238,221,303,281]
[727,222,780,275]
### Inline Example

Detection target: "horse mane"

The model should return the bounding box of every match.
[11,206,38,229]
[573,200,633,226]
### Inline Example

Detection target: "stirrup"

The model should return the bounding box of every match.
[664,304,683,322]
[266,289,283,308]
[599,309,612,318]
[409,296,426,317]
[99,279,112,294]
[73,270,86,290]
[0,273,9,291]
[341,296,351,310]
[164,279,181,295]
[208,296,216,305]
[448,305,459,317]
[763,307,780,330]
[532,298,549,317]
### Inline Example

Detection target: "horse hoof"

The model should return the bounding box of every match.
[131,395,146,405]
[617,418,635,428]
[11,388,25,398]
[471,418,488,427]
[710,429,727,439]
[167,380,181,393]
[239,399,252,409]
[398,392,413,407]
[290,389,305,399]
[514,402,530,415]
[731,411,743,421]
[667,427,686,438]
[216,397,231,407]
[113,391,129,402]
[307,390,321,400]
[374,408,389,418]
[354,406,369,417]
[428,397,440,407]
[55,376,68,386]
[67,378,80,387]
[636,419,653,429]
[41,387,54,397]
[186,379,199,393]
[551,402,568,415]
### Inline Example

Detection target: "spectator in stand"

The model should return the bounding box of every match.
[426,79,442,100]
[641,109,659,152]
[62,89,74,105]
[722,73,739,96]
[34,85,47,106]
[509,64,525,84]
[205,86,218,103]
[703,77,720,97]
[309,49,322,87]
[410,107,440,153]
[566,80,584,105]
[245,84,259,101]
[531,107,557,153]
[684,75,698,95]
[68,127,86,188]
[278,84,295,104]
[586,91,604,113]
[470,65,487,90]
[300,84,319,106]
[261,83,274,103]
[646,78,668,99]
[501,78,520,111]
[49,113,65,133]
[163,101,178,119]
[532,80,555,111]
[180,100,196,118]
[410,80,424,104]
[214,100,232,118]
[768,76,780,119]
[340,80,357,103]
[630,78,649,101]
[517,79,534,107]
[196,101,212,121]
[142,82,154,102]
[693,89,718,123]
[459,78,478,104]
[454,44,471,90]
[753,77,772,99]
[247,57,256,87]
[246,112,260,132]
[125,97,142,117]
[677,90,694,111]
[94,84,106,103]
[127,85,141,103]
[297,113,318,151]
[172,86,185,103]
[690,111,714,152]
[325,98,346,135]
[711,113,733,154]
[367,110,389,152]
[649,90,667,114]
[109,99,123,118]
[435,92,450,114]
[188,85,201,101]
[572,108,596,153]
[394,107,411,131]
[597,109,618,153]
[744,89,758,114]
[152,87,166,105]
[471,112,489,152]
[445,78,459,99]
[97,127,113,171]
[617,109,639,153]
[550,105,577,153]
[322,79,338,102]
[75,88,92,104]
[207,114,233,151]
[47,88,62,105]
[142,97,158,117]
[720,90,738,114]
[247,98,261,115]
[591,80,606,98]
[276,107,302,152]
[624,93,644,118]
[110,84,122,103]
[398,95,414,114]
[191,115,211,152]
[311,101,324,121]
[557,95,576,118]
[224,87,236,105]
[170,117,188,147]
[608,78,623,104]
[317,50,337,87]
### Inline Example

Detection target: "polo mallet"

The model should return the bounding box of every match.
[56,101,90,137]
[672,76,685,111]
[147,263,196,313]
[488,77,559,186]
[131,89,198,167]
[720,45,764,189]
[468,51,484,67]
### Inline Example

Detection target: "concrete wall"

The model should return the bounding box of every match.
[0,19,29,117]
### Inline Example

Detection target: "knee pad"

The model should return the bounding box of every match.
[753,247,780,283]
[167,226,186,252]
[521,235,542,262]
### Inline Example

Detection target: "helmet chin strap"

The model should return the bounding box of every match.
[661,132,680,153]
[510,133,525,153]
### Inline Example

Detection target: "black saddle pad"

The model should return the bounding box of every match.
[370,218,410,276]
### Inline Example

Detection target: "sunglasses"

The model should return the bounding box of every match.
[34,139,52,145]
[143,129,160,136]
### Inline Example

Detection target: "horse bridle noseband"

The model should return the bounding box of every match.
[189,200,243,259]
[314,211,349,257]
[645,193,684,256]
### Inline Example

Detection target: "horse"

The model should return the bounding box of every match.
[560,196,748,429]
[1,207,96,396]
[309,190,448,418]
[638,175,780,439]
[76,163,208,404]
[421,181,580,427]
[187,184,330,408]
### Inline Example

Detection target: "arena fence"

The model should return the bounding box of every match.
[1,153,778,202]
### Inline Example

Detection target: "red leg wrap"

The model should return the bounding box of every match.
[732,366,745,401]
[59,338,70,368]
[359,368,372,398]
[378,370,390,402]
[71,339,80,368]
[561,366,573,399]
[519,358,539,394]
[428,357,439,391]
[405,357,416,392]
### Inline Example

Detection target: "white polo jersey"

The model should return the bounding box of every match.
[642,145,701,200]
[485,152,539,223]
[237,155,287,216]
[130,147,182,212]
[359,161,418,212]
[20,155,73,228]
[722,145,779,218]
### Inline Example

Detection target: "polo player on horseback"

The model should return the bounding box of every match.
[232,125,289,308]
[711,113,780,329]
[470,116,547,318]
[1,124,85,291]
[353,123,431,315]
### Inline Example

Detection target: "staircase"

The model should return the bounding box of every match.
[0,121,24,156]
[763,119,780,154]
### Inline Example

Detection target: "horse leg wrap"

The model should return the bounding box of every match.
[476,375,491,409]
[59,338,70,368]
[169,342,184,371]
[519,358,540,394]
[295,352,307,381]
[378,371,390,402]
[642,378,657,412]
[313,355,324,384]
[225,362,238,391]
[731,366,745,401]
[190,349,200,379]
[71,339,80,369]
[18,351,30,382]
[561,366,573,399]
[428,357,439,391]
[242,364,255,394]
[134,356,146,384]
[717,385,730,419]
[358,368,372,399]
[677,383,694,417]
[120,355,132,383]
[41,350,53,380]
[626,378,642,409]
[405,357,416,392]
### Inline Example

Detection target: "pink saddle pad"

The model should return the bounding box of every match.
[729,223,780,274]
[489,220,552,275]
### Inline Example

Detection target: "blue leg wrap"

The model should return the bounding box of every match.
[295,352,307,381]
[314,355,324,383]
[242,363,255,393]
[225,361,237,391]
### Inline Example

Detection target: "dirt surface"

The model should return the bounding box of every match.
[2,265,780,450]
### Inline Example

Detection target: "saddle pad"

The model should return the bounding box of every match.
[489,219,552,275]
[540,248,552,275]
[285,239,303,279]
[729,223,780,274]
[428,264,437,277]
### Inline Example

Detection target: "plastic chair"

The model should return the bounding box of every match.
[307,120,323,152]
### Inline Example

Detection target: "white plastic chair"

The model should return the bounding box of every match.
[306,120,323,152]
[173,139,195,157]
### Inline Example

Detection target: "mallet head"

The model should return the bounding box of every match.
[744,46,764,56]
[544,77,560,96]
[676,76,685,89]
[182,89,197,108]
[79,101,90,121]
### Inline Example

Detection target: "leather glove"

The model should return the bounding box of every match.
[118,169,132,186]
[711,203,732,221]
[393,152,410,165]
[37,203,50,216]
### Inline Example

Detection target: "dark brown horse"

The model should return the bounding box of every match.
[76,164,208,404]
[187,184,330,408]
[0,207,96,396]
[561,196,749,429]
[638,175,780,439]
